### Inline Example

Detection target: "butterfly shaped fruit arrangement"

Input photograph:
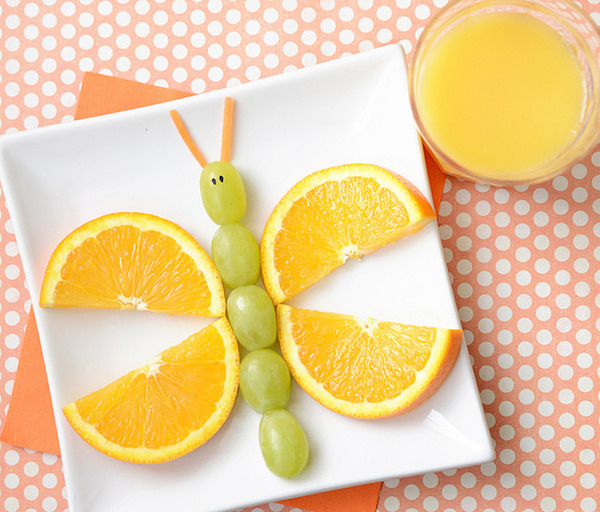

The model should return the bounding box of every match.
[40,97,462,478]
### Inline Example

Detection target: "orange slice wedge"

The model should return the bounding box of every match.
[277,305,462,419]
[260,164,436,304]
[40,212,225,316]
[63,318,239,464]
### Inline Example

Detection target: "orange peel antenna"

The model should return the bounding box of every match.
[220,97,235,162]
[169,109,208,168]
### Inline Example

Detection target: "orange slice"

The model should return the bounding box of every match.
[277,305,462,419]
[40,212,225,316]
[63,318,239,464]
[260,164,436,304]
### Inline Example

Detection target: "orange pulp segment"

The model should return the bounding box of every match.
[260,164,436,304]
[40,212,225,316]
[63,318,239,464]
[277,305,462,419]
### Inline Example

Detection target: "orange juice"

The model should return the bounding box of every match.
[410,2,600,185]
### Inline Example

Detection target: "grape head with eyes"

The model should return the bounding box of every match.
[200,161,247,225]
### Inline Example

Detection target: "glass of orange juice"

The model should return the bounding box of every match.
[409,0,600,186]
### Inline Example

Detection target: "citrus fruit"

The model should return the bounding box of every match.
[40,212,225,316]
[277,305,462,419]
[63,317,239,464]
[260,163,436,304]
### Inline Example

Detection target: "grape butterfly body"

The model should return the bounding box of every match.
[170,99,309,478]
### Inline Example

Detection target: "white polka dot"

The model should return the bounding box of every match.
[246,41,261,57]
[555,316,572,333]
[42,453,58,465]
[113,9,130,25]
[384,496,400,511]
[190,78,206,93]
[534,234,550,250]
[60,23,77,39]
[423,496,439,511]
[384,478,399,489]
[520,460,536,477]
[479,365,494,381]
[539,472,556,490]
[42,473,58,489]
[552,175,569,190]
[517,317,533,333]
[264,30,280,45]
[579,426,595,443]
[78,12,94,27]
[574,258,590,273]
[79,57,94,72]
[403,484,419,500]
[560,412,576,428]
[61,92,77,108]
[561,484,577,501]
[580,472,596,490]
[133,21,150,39]
[4,355,19,372]
[554,222,570,238]
[554,268,570,286]
[320,42,336,57]
[246,65,261,80]
[514,223,530,239]
[42,103,58,119]
[415,4,431,19]
[539,424,555,442]
[172,67,188,83]
[283,41,298,57]
[439,484,457,500]
[477,462,497,479]
[580,448,595,465]
[376,28,393,44]
[521,484,537,500]
[572,186,588,202]
[4,450,20,465]
[539,448,555,464]
[518,386,535,404]
[573,234,589,250]
[22,461,39,478]
[42,497,58,512]
[116,56,131,72]
[497,353,513,371]
[4,497,20,512]
[534,258,551,274]
[339,29,355,45]
[4,473,19,489]
[97,22,112,38]
[537,353,553,369]
[536,329,552,345]
[24,484,39,500]
[494,212,510,227]
[578,400,594,417]
[558,436,575,453]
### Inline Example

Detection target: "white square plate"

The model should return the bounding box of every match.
[0,44,493,512]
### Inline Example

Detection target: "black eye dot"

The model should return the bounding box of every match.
[211,178,217,185]
[219,175,224,182]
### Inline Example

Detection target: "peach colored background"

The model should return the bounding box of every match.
[1,1,600,512]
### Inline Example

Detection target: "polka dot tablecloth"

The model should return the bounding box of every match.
[1,1,599,511]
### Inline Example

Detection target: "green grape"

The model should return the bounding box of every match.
[259,408,309,478]
[211,223,260,289]
[239,349,291,413]
[227,285,277,350]
[200,161,246,225]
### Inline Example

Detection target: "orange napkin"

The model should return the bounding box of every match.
[0,313,57,454]
[2,71,421,511]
